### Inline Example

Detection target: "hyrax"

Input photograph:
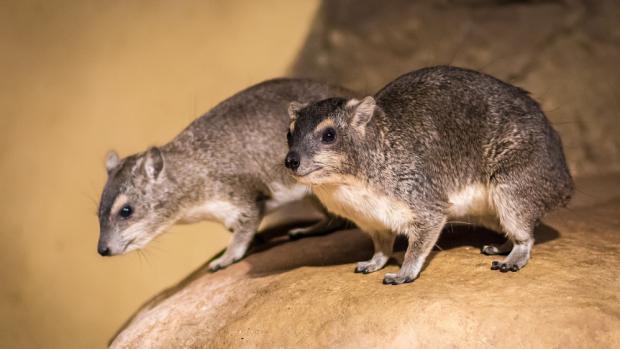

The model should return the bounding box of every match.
[285,66,573,284]
[98,78,351,271]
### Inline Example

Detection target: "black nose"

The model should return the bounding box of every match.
[98,244,111,256]
[284,151,300,170]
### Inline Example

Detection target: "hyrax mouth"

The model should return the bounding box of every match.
[295,166,323,177]
[122,237,137,253]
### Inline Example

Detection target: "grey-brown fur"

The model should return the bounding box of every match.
[285,66,573,284]
[98,78,352,271]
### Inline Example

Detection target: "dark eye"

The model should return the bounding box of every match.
[119,205,133,218]
[286,131,292,145]
[321,127,336,144]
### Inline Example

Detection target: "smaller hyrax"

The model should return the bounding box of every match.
[285,66,573,284]
[98,79,351,271]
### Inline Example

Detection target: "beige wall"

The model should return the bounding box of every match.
[0,1,318,348]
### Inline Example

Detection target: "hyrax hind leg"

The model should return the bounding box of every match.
[209,200,261,272]
[288,196,349,239]
[489,183,538,273]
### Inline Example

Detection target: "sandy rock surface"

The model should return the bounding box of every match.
[110,174,620,348]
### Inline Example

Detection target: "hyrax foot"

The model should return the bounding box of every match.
[288,217,346,240]
[354,253,389,274]
[481,245,503,255]
[382,272,415,285]
[287,229,304,240]
[355,260,384,274]
[489,241,532,273]
[287,226,316,240]
[490,260,520,272]
[481,240,513,255]
[208,254,242,272]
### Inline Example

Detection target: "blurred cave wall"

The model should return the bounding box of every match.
[291,0,620,176]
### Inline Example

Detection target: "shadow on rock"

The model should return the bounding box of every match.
[243,221,560,277]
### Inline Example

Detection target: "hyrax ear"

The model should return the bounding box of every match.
[105,150,120,174]
[345,96,376,128]
[144,147,164,180]
[288,101,308,122]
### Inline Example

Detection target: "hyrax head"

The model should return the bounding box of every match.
[97,147,178,256]
[284,96,377,185]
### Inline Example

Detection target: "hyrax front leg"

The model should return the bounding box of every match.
[208,206,261,272]
[383,216,446,285]
[355,230,395,274]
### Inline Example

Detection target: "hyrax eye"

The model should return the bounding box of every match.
[119,204,133,218]
[321,127,336,144]
[286,131,292,145]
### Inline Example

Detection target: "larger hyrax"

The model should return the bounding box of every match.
[98,78,352,271]
[285,66,573,285]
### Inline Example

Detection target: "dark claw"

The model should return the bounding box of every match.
[491,261,500,270]
[382,276,414,285]
[383,275,398,285]
[510,265,519,272]
[499,264,509,272]
[355,265,374,274]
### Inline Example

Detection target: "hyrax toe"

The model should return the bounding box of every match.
[490,261,521,273]
[208,263,222,272]
[208,256,235,272]
[355,261,381,274]
[382,273,415,285]
[287,231,303,240]
[481,245,498,255]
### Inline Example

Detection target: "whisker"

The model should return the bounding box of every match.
[446,220,475,226]
[80,191,99,216]
[144,236,167,255]
[139,249,153,268]
[573,187,599,200]
[132,248,143,269]
[445,23,472,66]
